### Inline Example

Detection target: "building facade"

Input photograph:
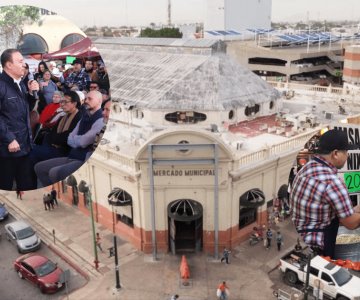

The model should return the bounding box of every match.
[56,38,320,255]
[204,0,272,33]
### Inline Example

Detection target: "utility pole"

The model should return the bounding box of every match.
[303,252,312,300]
[167,0,172,26]
[114,235,121,290]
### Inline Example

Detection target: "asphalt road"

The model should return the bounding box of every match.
[0,214,87,300]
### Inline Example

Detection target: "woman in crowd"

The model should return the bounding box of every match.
[30,91,82,166]
[39,69,58,105]
[34,61,48,82]
[34,91,65,144]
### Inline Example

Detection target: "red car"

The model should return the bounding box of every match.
[14,254,64,294]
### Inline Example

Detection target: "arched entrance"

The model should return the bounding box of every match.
[168,199,203,254]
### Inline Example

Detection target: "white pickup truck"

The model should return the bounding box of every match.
[279,250,360,300]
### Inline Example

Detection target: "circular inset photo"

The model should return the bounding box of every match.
[0,5,110,191]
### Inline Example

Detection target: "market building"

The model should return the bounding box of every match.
[55,38,320,255]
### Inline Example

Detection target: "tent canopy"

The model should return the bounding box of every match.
[43,37,100,60]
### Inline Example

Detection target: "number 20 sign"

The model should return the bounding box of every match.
[343,172,360,193]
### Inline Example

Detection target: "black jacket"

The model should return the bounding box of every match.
[0,71,34,157]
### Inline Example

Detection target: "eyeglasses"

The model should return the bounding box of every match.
[89,86,98,89]
[60,100,72,104]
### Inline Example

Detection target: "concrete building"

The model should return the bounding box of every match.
[204,0,272,35]
[226,39,345,83]
[343,45,360,85]
[56,38,321,256]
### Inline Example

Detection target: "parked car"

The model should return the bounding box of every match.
[0,202,9,221]
[279,249,360,300]
[14,254,64,294]
[4,220,41,253]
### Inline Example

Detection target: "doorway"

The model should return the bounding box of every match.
[168,199,203,254]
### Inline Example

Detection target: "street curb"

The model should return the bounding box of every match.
[48,243,91,281]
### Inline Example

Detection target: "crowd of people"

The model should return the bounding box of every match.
[0,48,111,191]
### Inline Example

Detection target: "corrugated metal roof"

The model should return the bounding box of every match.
[95,39,280,111]
[93,37,219,48]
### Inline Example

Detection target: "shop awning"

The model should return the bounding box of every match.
[43,37,100,60]
[108,187,132,206]
[168,199,203,221]
[240,188,265,208]
[66,175,78,186]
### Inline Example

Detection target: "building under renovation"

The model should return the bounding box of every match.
[56,38,320,255]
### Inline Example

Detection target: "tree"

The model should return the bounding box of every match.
[140,27,182,38]
[0,5,41,48]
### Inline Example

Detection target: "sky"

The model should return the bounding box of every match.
[2,0,360,28]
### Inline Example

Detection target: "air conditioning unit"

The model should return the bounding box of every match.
[325,112,333,120]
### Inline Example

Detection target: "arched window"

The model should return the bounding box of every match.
[60,33,85,49]
[165,111,207,124]
[239,188,265,229]
[108,188,133,227]
[17,33,48,55]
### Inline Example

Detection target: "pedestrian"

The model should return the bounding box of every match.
[266,228,273,249]
[290,129,360,258]
[217,281,229,300]
[220,247,231,264]
[16,190,23,200]
[0,48,39,190]
[276,231,283,251]
[47,193,55,209]
[51,187,58,206]
[170,294,179,300]
[96,232,104,252]
[43,193,51,210]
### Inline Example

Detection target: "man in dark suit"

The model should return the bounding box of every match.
[0,49,39,190]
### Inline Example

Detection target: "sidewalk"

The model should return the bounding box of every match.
[0,188,302,300]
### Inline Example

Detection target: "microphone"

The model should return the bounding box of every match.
[29,80,39,100]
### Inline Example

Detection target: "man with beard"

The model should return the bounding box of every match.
[0,49,39,190]
[84,58,96,81]
[93,62,110,92]
[35,91,106,187]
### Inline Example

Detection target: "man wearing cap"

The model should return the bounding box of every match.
[290,129,360,258]
[64,58,90,92]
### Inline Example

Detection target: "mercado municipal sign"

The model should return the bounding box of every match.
[153,169,215,177]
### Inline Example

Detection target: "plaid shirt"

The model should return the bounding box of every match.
[64,68,90,91]
[290,155,354,249]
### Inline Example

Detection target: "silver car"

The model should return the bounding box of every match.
[5,220,41,253]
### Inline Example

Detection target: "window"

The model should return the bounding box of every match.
[310,267,319,277]
[244,105,260,117]
[239,207,257,229]
[165,111,207,124]
[229,110,234,120]
[108,188,134,227]
[321,273,334,284]
[17,33,48,55]
[116,213,133,227]
[136,110,144,119]
[60,33,85,49]
[269,101,274,110]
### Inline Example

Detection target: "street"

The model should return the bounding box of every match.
[0,214,87,300]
